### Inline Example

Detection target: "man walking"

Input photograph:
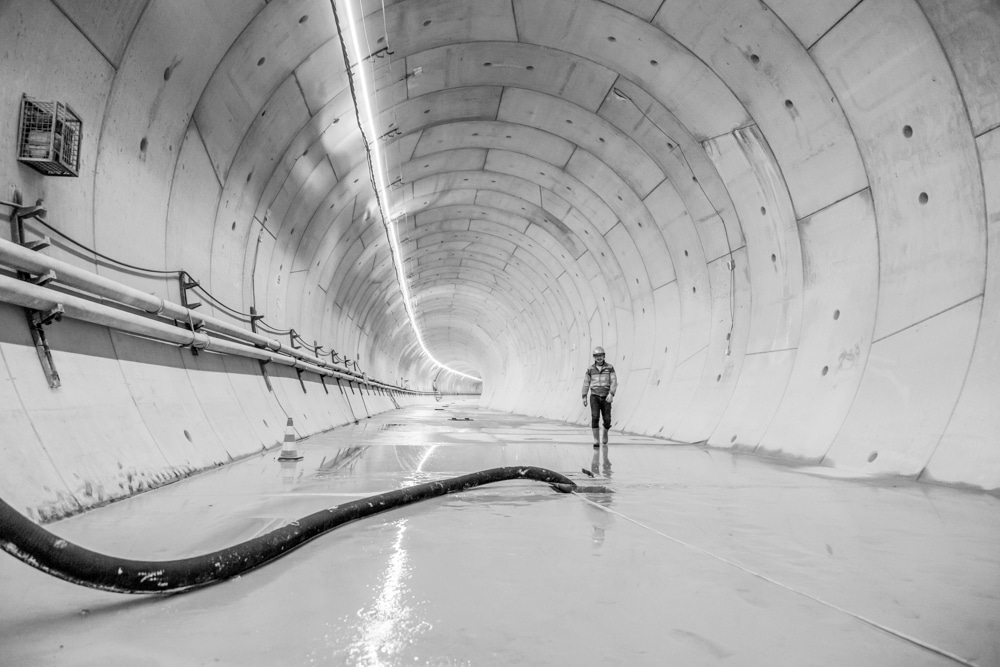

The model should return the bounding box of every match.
[582,346,617,447]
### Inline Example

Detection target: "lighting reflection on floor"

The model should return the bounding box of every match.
[0,399,998,666]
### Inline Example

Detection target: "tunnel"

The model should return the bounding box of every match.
[1,0,998,664]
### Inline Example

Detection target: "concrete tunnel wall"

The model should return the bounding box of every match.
[0,0,998,522]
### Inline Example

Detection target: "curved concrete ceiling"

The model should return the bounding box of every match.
[1,0,998,490]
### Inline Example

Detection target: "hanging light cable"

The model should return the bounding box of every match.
[334,0,480,384]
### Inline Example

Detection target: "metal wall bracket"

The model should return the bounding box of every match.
[176,272,204,355]
[32,304,64,327]
[4,194,61,388]
[258,359,273,392]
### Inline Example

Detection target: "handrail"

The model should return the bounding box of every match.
[0,237,367,378]
[0,238,417,393]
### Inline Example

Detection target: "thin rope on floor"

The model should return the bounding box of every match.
[574,493,978,667]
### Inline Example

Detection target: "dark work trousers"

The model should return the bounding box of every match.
[589,393,612,430]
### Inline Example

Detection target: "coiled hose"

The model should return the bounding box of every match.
[0,466,594,595]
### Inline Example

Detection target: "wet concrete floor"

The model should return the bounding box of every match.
[1,399,998,666]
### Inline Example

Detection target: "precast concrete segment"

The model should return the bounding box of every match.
[92,1,262,298]
[484,150,620,236]
[0,306,81,522]
[356,0,518,58]
[565,150,674,290]
[811,0,986,341]
[756,191,879,460]
[262,159,340,324]
[703,127,803,354]
[3,0,1000,499]
[405,42,619,112]
[193,0,335,183]
[252,87,357,224]
[513,0,751,139]
[293,39,352,115]
[496,88,666,197]
[0,0,114,272]
[0,317,176,518]
[765,0,862,48]
[166,123,223,314]
[670,248,753,442]
[378,86,506,137]
[825,299,983,476]
[654,0,869,221]
[914,0,1000,137]
[597,79,744,259]
[410,120,577,165]
[106,331,237,467]
[921,128,1000,489]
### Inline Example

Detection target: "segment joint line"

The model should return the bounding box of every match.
[574,494,978,667]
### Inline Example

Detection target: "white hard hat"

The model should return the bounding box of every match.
[592,346,605,356]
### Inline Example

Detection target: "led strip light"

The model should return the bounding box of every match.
[342,0,480,384]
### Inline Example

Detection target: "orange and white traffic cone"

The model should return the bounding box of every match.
[278,417,303,461]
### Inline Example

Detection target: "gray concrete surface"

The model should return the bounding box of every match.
[1,400,997,665]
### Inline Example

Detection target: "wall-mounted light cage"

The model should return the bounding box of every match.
[17,95,81,177]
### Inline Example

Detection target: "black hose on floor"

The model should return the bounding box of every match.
[0,466,581,595]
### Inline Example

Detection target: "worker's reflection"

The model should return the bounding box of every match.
[590,444,612,479]
[586,444,614,549]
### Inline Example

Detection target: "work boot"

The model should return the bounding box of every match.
[592,427,600,447]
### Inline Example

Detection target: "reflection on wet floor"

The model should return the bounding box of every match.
[1,399,998,666]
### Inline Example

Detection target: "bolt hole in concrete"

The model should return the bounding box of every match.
[822,366,829,376]
[163,66,172,81]
[750,53,760,64]
[183,430,193,443]
[730,434,737,443]
[833,309,841,320]
[785,99,794,108]
[761,206,766,215]
[903,124,913,138]
[139,137,147,152]
[257,57,265,66]
[771,253,777,262]
[299,14,308,23]
[919,192,929,204]
[868,451,879,462]
[716,374,722,382]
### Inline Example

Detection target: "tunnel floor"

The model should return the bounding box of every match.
[1,399,998,666]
